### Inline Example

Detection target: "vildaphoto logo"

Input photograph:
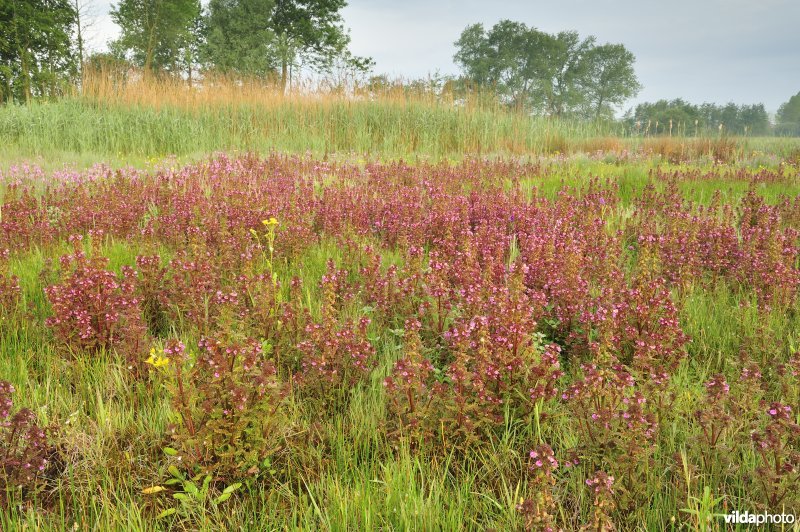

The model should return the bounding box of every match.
[723,510,796,526]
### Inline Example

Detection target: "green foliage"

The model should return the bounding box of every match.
[776,91,800,136]
[200,0,371,86]
[143,464,242,524]
[583,43,641,119]
[202,0,278,78]
[453,19,640,117]
[628,99,771,136]
[270,0,359,86]
[0,0,77,102]
[110,0,201,74]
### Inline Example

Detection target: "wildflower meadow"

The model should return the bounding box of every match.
[0,148,798,529]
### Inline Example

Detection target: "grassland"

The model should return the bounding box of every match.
[1,72,798,166]
[1,80,799,531]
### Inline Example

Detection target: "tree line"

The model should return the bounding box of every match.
[624,99,772,136]
[623,98,800,137]
[1,2,799,136]
[1,0,371,101]
[107,0,373,90]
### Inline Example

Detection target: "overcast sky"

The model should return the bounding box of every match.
[89,0,799,113]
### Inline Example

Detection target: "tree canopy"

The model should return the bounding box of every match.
[0,0,77,102]
[454,20,640,118]
[776,91,800,136]
[109,0,201,74]
[202,0,277,78]
[627,99,770,136]
[201,0,371,88]
[271,0,348,87]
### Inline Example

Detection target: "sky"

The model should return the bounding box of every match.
[88,0,799,114]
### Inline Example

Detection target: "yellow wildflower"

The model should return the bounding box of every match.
[262,217,278,226]
[145,348,170,369]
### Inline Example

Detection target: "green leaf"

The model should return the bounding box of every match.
[215,492,231,504]
[222,482,242,495]
[184,481,198,495]
[173,493,189,501]
[163,447,178,456]
[167,465,184,480]
[156,508,176,519]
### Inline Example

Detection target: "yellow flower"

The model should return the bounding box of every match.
[145,348,170,369]
[262,217,278,226]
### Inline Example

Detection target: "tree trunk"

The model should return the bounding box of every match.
[280,58,288,93]
[74,0,84,79]
[20,47,31,103]
[144,10,160,74]
[595,94,604,120]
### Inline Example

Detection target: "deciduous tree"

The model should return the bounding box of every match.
[270,0,351,90]
[109,0,201,75]
[202,0,277,78]
[777,92,800,136]
[453,20,640,118]
[0,0,77,102]
[583,43,641,119]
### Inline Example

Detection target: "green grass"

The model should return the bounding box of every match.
[0,236,532,530]
[1,95,799,529]
[0,98,615,162]
[3,223,798,530]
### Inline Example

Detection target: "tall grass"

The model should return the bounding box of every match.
[2,69,798,162]
[0,69,620,160]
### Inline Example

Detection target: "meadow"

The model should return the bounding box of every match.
[1,81,800,531]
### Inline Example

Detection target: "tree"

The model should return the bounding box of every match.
[454,22,551,111]
[544,30,596,117]
[629,100,771,136]
[583,43,640,119]
[453,23,493,87]
[776,92,800,136]
[202,0,278,78]
[627,99,698,135]
[739,104,769,136]
[454,22,556,112]
[453,20,640,117]
[109,0,201,75]
[0,0,77,102]
[72,0,98,76]
[201,0,370,88]
[270,0,366,90]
